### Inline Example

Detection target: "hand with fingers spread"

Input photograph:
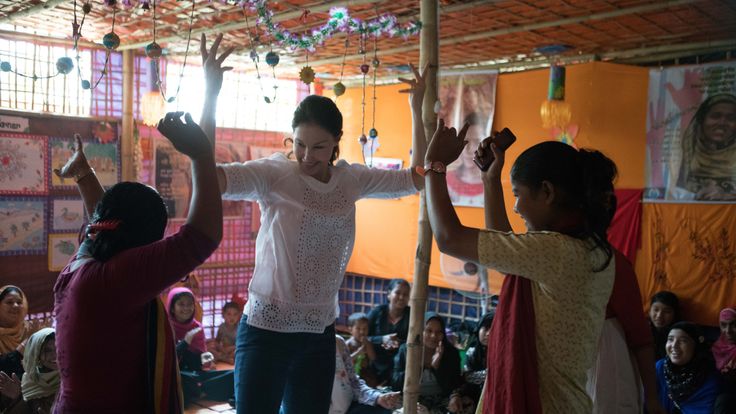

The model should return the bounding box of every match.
[53,134,92,181]
[398,62,430,112]
[426,119,470,166]
[0,371,21,401]
[157,112,213,159]
[475,132,507,181]
[200,33,234,97]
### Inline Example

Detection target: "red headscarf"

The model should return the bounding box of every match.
[712,307,736,373]
[165,287,206,354]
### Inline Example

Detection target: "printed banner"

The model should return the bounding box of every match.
[0,134,47,195]
[0,115,30,133]
[645,62,736,202]
[438,71,498,207]
[0,197,46,255]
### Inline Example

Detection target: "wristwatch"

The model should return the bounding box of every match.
[415,161,447,176]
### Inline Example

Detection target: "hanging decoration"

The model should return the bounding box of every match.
[72,0,114,90]
[299,54,315,85]
[540,65,572,129]
[333,37,349,97]
[147,0,196,103]
[366,34,381,166]
[140,60,166,127]
[358,32,369,162]
[246,3,422,52]
[243,5,278,104]
[0,57,74,80]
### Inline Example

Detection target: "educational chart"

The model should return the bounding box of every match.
[646,61,736,202]
[437,71,498,208]
[0,198,46,255]
[50,138,120,188]
[0,134,47,195]
[50,197,85,232]
[48,233,79,271]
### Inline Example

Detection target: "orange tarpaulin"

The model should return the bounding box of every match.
[635,202,736,326]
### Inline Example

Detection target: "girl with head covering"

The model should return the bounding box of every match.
[392,313,469,413]
[655,322,722,413]
[0,286,29,411]
[649,291,681,361]
[712,307,736,414]
[167,287,234,405]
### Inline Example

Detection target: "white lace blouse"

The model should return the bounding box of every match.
[221,153,416,333]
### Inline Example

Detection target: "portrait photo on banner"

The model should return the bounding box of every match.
[645,61,736,202]
[437,71,498,208]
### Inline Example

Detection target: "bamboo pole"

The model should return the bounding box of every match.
[402,1,438,412]
[120,50,135,182]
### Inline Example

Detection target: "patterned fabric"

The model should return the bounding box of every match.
[145,298,184,414]
[330,336,382,414]
[221,153,416,333]
[478,230,614,413]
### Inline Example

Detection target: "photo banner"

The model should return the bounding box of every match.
[438,71,498,208]
[645,62,736,202]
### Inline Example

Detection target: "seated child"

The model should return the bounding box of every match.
[331,335,401,414]
[346,313,379,385]
[212,301,241,365]
[167,287,234,405]
[463,311,494,402]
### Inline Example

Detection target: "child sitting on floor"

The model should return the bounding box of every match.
[212,301,241,365]
[346,313,378,384]
[167,287,234,406]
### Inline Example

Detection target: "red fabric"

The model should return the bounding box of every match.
[605,249,653,349]
[608,189,643,263]
[54,224,217,413]
[166,287,206,354]
[483,275,542,414]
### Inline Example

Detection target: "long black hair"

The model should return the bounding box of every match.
[291,95,343,164]
[83,182,168,262]
[510,141,618,269]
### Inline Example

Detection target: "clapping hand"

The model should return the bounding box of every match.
[0,371,21,401]
[430,340,443,370]
[425,119,469,166]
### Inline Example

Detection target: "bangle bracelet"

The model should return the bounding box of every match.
[74,168,95,183]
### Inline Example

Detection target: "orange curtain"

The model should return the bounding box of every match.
[635,202,736,326]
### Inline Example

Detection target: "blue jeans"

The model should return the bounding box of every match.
[234,316,335,414]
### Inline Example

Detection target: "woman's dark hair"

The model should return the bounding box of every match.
[386,278,411,295]
[0,286,23,302]
[222,301,241,315]
[169,291,195,321]
[651,290,681,322]
[85,182,168,262]
[291,95,343,164]
[510,141,618,269]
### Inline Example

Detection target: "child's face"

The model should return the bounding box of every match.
[39,337,57,371]
[350,320,369,342]
[174,295,195,323]
[649,302,675,329]
[223,307,241,326]
[478,325,490,346]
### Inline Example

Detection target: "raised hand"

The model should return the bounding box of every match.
[53,134,92,181]
[431,340,443,370]
[398,62,430,111]
[201,33,234,96]
[157,112,213,158]
[425,119,470,166]
[0,371,21,401]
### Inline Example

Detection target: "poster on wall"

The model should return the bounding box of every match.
[154,139,250,218]
[437,71,498,207]
[50,138,120,188]
[0,134,47,195]
[646,61,736,202]
[0,197,46,255]
[50,197,85,232]
[48,233,79,271]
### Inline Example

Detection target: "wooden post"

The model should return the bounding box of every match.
[402,1,439,412]
[120,49,135,182]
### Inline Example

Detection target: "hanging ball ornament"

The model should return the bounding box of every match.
[333,82,346,97]
[56,57,74,75]
[299,66,315,85]
[360,64,370,74]
[265,51,280,67]
[141,1,150,10]
[369,128,378,139]
[0,61,11,72]
[82,2,92,14]
[359,134,368,145]
[145,42,163,59]
[105,0,117,6]
[81,80,91,90]
[372,58,380,68]
[102,32,120,50]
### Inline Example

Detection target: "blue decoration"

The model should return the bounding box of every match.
[265,51,279,67]
[102,32,120,50]
[369,128,378,139]
[146,42,162,59]
[56,57,74,75]
[81,80,91,90]
[0,61,11,72]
